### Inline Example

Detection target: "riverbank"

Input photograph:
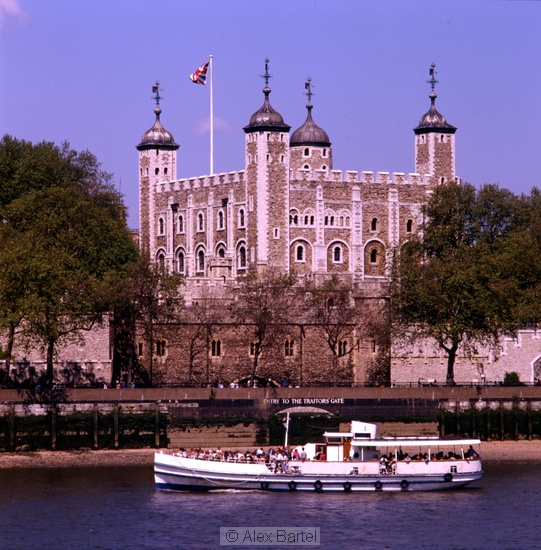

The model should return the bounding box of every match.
[1,440,541,468]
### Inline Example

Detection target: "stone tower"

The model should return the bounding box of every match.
[136,83,179,263]
[243,59,291,273]
[414,64,457,185]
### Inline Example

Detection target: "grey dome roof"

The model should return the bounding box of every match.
[244,85,290,133]
[414,93,457,135]
[137,106,179,150]
[290,103,330,147]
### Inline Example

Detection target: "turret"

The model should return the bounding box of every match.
[136,82,179,259]
[414,64,457,185]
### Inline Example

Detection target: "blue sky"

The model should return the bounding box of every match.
[1,0,540,229]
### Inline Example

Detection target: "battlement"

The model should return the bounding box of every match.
[291,168,431,186]
[157,170,246,193]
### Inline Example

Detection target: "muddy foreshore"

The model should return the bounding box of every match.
[0,440,541,469]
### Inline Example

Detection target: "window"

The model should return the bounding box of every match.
[304,215,309,225]
[164,167,168,175]
[211,340,222,357]
[330,216,334,226]
[178,252,185,274]
[218,247,225,258]
[338,341,347,357]
[333,246,341,263]
[198,213,204,232]
[155,167,159,175]
[138,343,143,357]
[218,211,224,229]
[371,218,378,231]
[158,218,165,235]
[310,215,314,225]
[238,246,246,268]
[274,228,280,239]
[303,164,310,170]
[178,215,184,233]
[250,342,260,356]
[156,340,166,357]
[158,252,165,271]
[370,248,378,263]
[371,340,377,353]
[285,340,294,357]
[304,148,309,157]
[239,208,245,227]
[323,148,327,157]
[197,250,205,273]
[406,219,413,233]
[296,245,304,262]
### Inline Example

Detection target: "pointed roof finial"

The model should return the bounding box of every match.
[427,63,438,102]
[304,77,314,105]
[261,58,272,91]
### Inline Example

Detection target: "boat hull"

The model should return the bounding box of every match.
[154,453,483,493]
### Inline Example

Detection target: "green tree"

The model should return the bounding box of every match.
[391,182,521,385]
[0,137,138,386]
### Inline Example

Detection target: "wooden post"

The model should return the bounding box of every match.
[51,406,57,450]
[499,404,505,441]
[114,402,119,449]
[527,401,533,441]
[155,402,160,448]
[486,403,491,441]
[9,405,15,451]
[93,403,99,449]
[470,402,476,438]
[455,402,460,436]
[513,402,519,441]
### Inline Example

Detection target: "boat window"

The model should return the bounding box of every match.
[327,437,342,443]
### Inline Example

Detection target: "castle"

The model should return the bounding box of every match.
[137,62,456,295]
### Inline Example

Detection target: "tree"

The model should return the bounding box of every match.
[230,270,297,386]
[304,275,363,386]
[109,257,184,387]
[391,182,521,384]
[0,137,138,386]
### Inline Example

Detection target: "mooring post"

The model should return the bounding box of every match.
[51,405,57,450]
[114,402,119,449]
[93,403,99,449]
[155,402,160,448]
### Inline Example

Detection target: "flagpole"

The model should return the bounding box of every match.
[209,54,214,175]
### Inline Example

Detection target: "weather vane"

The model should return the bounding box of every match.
[152,81,163,107]
[304,77,314,103]
[261,58,272,87]
[428,63,438,94]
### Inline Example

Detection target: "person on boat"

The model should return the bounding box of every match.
[300,447,307,462]
[390,455,397,475]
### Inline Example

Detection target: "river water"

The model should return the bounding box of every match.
[0,461,539,550]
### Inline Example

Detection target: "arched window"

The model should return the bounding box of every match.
[218,211,224,229]
[330,216,334,226]
[155,167,159,175]
[198,213,204,231]
[218,247,225,258]
[323,148,327,157]
[310,215,314,225]
[239,208,245,228]
[325,216,329,226]
[406,219,413,233]
[303,164,310,169]
[178,215,184,233]
[304,148,309,157]
[158,253,165,271]
[370,248,378,263]
[338,341,347,357]
[164,167,168,175]
[334,246,341,263]
[371,218,378,231]
[197,250,205,273]
[238,246,246,268]
[296,245,304,261]
[178,252,185,274]
[158,218,164,235]
[345,216,350,227]
[211,340,222,357]
[304,215,309,225]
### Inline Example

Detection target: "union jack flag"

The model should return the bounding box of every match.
[190,60,209,85]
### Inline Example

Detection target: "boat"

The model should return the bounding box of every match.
[154,421,483,493]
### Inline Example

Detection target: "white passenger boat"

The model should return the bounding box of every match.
[154,421,483,493]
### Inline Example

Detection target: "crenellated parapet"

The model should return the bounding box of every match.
[290,168,431,186]
[156,170,246,193]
